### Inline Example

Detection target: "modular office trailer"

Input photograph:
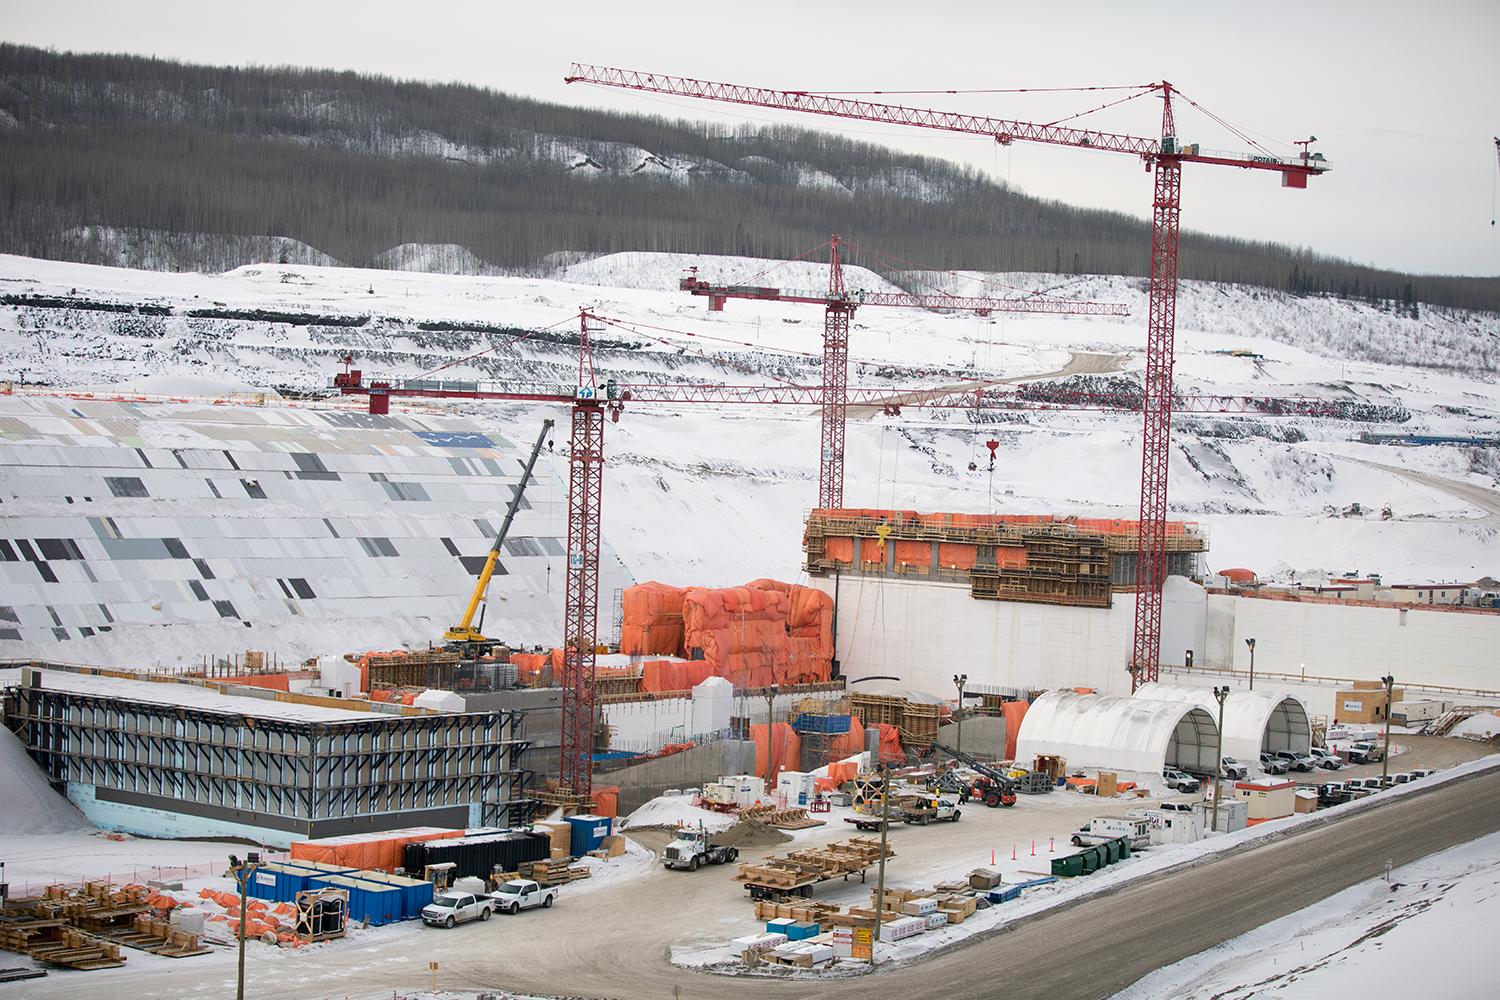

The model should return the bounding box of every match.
[2,666,531,847]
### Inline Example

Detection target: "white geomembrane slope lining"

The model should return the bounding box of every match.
[1015,689,1219,775]
[0,724,92,834]
[1135,682,1312,761]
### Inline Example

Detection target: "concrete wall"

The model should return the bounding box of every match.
[816,575,1204,699]
[1203,593,1500,693]
[944,715,1008,760]
[598,740,756,815]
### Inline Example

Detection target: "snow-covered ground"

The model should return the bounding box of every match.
[1,249,1497,659]
[1112,828,1500,1000]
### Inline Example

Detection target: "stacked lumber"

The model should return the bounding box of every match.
[0,922,125,971]
[850,693,940,748]
[738,805,826,830]
[97,915,211,958]
[734,838,894,888]
[517,859,590,886]
[752,900,840,925]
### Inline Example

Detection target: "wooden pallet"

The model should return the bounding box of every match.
[517,860,591,886]
[0,923,126,971]
[738,805,826,830]
[97,915,211,958]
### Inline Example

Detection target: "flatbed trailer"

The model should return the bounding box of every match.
[733,838,895,901]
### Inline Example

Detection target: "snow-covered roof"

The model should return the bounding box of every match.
[1014,690,1220,776]
[11,667,377,723]
[1134,683,1311,760]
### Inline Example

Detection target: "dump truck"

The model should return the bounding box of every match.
[662,826,740,871]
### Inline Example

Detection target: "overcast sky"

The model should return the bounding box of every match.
[4,1,1497,276]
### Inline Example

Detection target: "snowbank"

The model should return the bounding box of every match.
[619,794,739,834]
[0,726,91,835]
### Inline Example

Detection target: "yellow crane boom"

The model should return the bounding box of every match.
[444,418,554,652]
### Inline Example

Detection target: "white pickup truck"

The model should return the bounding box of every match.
[421,890,493,928]
[490,879,559,914]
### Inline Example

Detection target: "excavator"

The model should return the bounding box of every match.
[442,419,554,656]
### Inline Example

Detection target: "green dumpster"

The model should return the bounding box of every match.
[1103,839,1121,864]
[1118,837,1132,860]
[1080,847,1101,873]
[1052,854,1085,877]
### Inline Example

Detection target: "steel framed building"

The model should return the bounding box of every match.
[3,666,530,847]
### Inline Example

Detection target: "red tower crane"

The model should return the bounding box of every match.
[563,64,1330,688]
[681,234,1130,510]
[337,305,1345,797]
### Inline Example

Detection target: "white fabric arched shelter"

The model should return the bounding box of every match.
[1014,690,1220,776]
[1134,683,1312,763]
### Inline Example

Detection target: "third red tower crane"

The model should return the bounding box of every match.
[680,234,1130,510]
[564,64,1330,689]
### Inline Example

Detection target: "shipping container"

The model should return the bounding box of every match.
[309,875,403,926]
[350,870,435,919]
[566,814,613,857]
[401,830,551,881]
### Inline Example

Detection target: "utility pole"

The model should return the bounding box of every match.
[228,852,262,1000]
[1245,637,1257,690]
[1211,686,1229,833]
[952,673,968,758]
[872,765,892,956]
[1381,673,1395,783]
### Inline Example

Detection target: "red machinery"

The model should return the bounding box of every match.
[563,64,1330,689]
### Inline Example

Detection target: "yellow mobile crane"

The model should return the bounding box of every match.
[443,419,554,655]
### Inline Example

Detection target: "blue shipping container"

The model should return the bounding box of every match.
[310,875,402,927]
[566,814,612,857]
[351,870,433,920]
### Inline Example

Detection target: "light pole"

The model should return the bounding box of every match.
[764,683,780,784]
[1245,637,1257,690]
[872,764,892,956]
[1381,673,1395,783]
[952,673,968,758]
[228,851,262,1000]
[1211,686,1229,833]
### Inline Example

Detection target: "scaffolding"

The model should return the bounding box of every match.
[804,510,1207,608]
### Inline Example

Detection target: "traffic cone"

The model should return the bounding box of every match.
[1030,839,1035,856]
[991,850,995,865]
[1049,837,1055,853]
[1011,844,1016,860]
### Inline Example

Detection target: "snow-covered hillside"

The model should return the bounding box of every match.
[2,250,1497,607]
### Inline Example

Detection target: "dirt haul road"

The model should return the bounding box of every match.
[31,755,1498,1000]
[849,349,1127,417]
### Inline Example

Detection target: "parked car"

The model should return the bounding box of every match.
[1316,782,1351,806]
[1339,780,1372,799]
[1392,772,1414,784]
[1220,757,1250,780]
[1259,753,1289,775]
[1407,768,1434,779]
[1308,748,1345,770]
[1275,751,1317,773]
[421,891,492,928]
[490,879,558,915]
[1162,767,1201,793]
[1345,741,1387,764]
[1353,777,1385,791]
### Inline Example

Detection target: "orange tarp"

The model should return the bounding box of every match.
[893,540,928,567]
[1000,700,1028,760]
[824,537,855,563]
[996,546,1028,569]
[870,722,904,764]
[620,581,687,656]
[937,543,977,570]
[860,539,885,565]
[509,652,548,684]
[290,828,464,872]
[592,785,619,819]
[829,716,866,759]
[231,674,291,692]
[640,660,714,693]
[751,722,802,786]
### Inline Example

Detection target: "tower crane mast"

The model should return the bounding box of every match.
[564,63,1330,689]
